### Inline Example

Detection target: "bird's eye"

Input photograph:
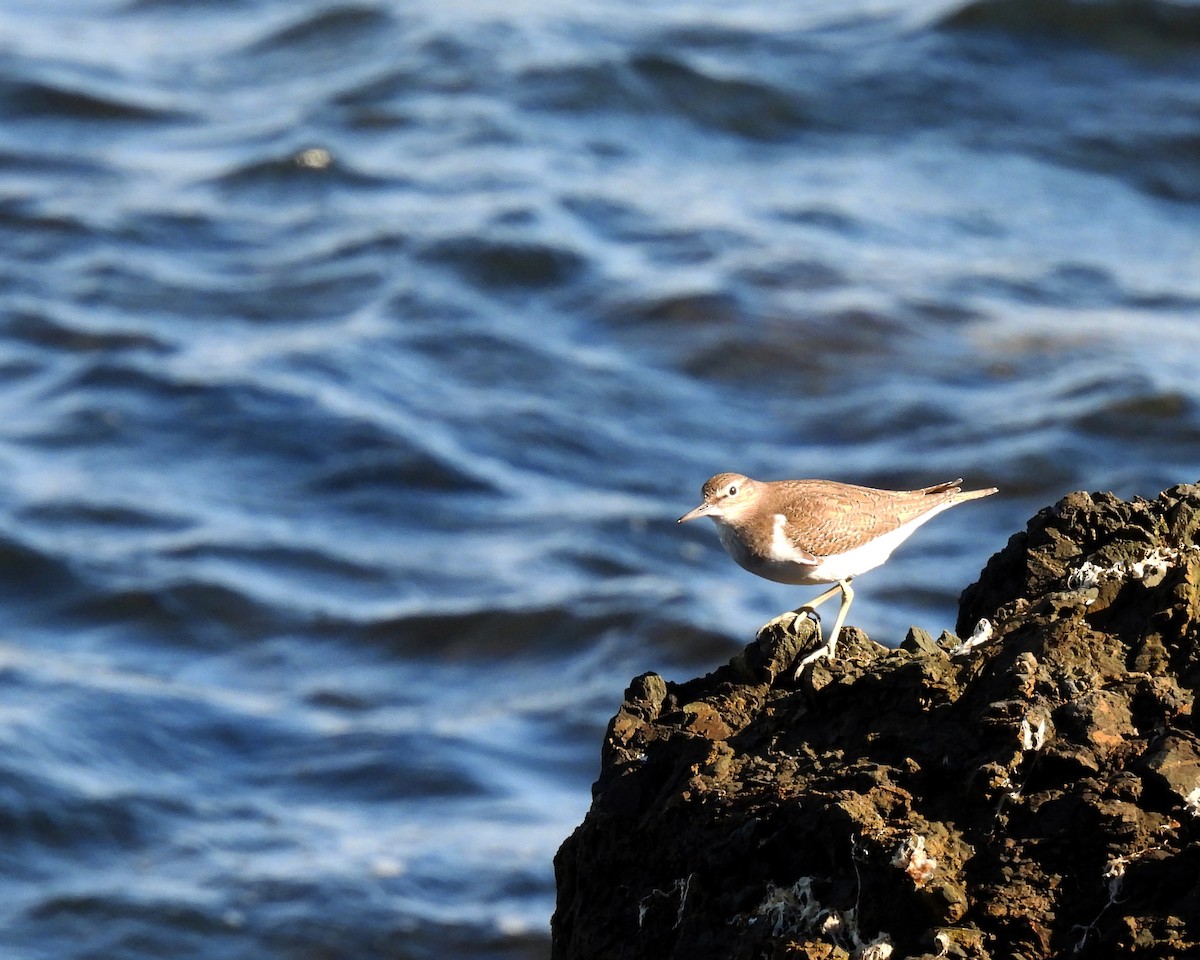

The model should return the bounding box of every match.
[728,485,738,496]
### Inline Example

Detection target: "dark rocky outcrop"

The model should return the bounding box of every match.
[553,485,1200,959]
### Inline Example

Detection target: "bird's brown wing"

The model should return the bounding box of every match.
[775,480,959,557]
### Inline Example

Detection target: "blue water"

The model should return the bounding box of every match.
[1,0,1199,956]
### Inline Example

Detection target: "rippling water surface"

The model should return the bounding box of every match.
[1,0,1199,956]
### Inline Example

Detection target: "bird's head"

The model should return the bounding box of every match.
[677,472,758,524]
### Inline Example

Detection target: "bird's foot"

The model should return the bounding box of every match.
[756,607,822,643]
[793,634,839,679]
[793,605,823,629]
[785,606,823,645]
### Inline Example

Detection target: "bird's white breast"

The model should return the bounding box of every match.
[714,517,821,586]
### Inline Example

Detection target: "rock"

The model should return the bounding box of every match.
[553,485,1200,959]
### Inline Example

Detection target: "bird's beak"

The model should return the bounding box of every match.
[677,502,711,524]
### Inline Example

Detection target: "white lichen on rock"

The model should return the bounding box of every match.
[1020,715,1048,752]
[750,878,893,959]
[1067,546,1197,602]
[891,834,938,888]
[951,617,993,656]
[752,878,821,937]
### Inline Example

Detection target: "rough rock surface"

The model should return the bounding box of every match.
[553,484,1200,959]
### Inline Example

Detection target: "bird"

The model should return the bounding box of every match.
[678,473,997,674]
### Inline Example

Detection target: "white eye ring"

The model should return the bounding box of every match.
[727,485,738,496]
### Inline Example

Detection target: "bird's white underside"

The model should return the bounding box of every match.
[713,500,958,586]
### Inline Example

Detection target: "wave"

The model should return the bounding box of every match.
[8,311,169,354]
[0,532,82,602]
[418,236,587,290]
[0,78,182,123]
[941,0,1200,50]
[243,5,398,56]
[520,51,812,140]
[328,604,639,657]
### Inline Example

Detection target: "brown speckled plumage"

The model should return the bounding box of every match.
[698,473,986,562]
[679,472,997,671]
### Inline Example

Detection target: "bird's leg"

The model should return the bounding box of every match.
[823,579,854,657]
[758,582,840,640]
[793,582,843,623]
[786,582,842,643]
[794,580,854,677]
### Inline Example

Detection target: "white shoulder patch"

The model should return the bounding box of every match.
[769,513,818,565]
